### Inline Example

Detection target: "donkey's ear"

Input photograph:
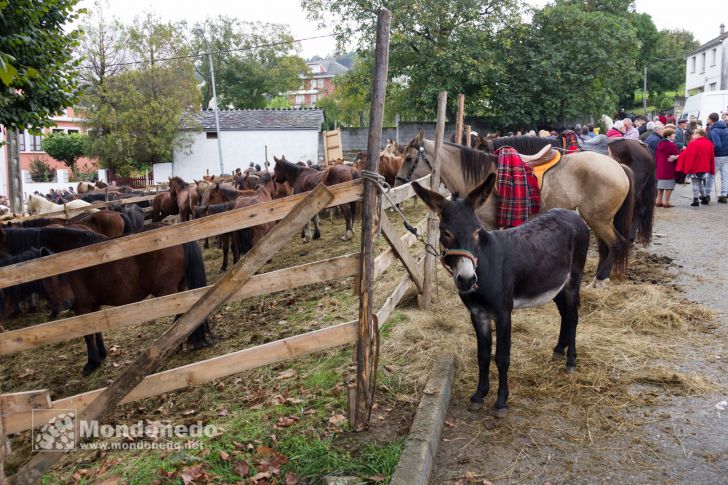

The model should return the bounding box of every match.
[273,156,281,163]
[466,173,496,209]
[412,181,446,214]
[416,128,425,145]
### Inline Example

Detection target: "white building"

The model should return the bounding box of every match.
[685,24,728,96]
[163,108,324,182]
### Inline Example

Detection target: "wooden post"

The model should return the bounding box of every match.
[395,113,400,146]
[7,128,23,215]
[455,94,465,145]
[0,392,6,485]
[352,7,390,431]
[419,91,447,310]
[10,185,334,485]
[465,125,472,148]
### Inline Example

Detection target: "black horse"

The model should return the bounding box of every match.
[412,174,589,416]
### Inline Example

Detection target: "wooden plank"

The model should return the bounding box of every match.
[0,253,360,356]
[0,391,51,415]
[0,180,363,289]
[455,93,465,146]
[6,194,158,223]
[4,321,357,436]
[374,216,427,281]
[465,125,472,148]
[379,216,423,293]
[376,256,423,327]
[10,185,336,483]
[420,91,447,310]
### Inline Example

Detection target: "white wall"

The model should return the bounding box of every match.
[152,163,173,184]
[686,41,726,95]
[171,130,320,181]
[0,141,7,198]
[21,169,80,198]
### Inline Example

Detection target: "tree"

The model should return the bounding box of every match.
[80,13,200,174]
[191,18,308,109]
[41,133,88,173]
[0,0,84,130]
[77,0,129,93]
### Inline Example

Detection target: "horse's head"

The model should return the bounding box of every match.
[412,174,495,293]
[395,129,431,186]
[273,155,290,184]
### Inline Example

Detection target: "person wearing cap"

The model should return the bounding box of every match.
[676,128,715,206]
[675,119,688,150]
[706,112,728,203]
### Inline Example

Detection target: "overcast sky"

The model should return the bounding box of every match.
[75,0,728,59]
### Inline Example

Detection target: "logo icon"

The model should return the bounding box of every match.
[32,409,76,451]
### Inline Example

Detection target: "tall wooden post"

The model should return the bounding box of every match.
[419,91,447,310]
[395,113,400,146]
[465,125,472,148]
[352,7,390,430]
[7,128,22,215]
[455,94,465,145]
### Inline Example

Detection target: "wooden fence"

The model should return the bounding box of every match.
[107,173,154,189]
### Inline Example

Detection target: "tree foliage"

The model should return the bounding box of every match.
[41,133,88,171]
[0,0,84,130]
[191,18,308,109]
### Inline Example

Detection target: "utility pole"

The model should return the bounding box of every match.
[194,27,225,175]
[643,65,648,116]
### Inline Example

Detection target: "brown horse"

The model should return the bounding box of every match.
[396,130,635,287]
[0,226,210,373]
[273,155,359,241]
[230,184,275,261]
[168,176,200,222]
[151,191,179,222]
[5,210,131,238]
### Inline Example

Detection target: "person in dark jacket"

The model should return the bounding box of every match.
[706,112,728,202]
[645,123,664,156]
[675,118,689,151]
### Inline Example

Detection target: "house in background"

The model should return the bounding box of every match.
[685,23,728,96]
[162,108,324,182]
[286,60,349,108]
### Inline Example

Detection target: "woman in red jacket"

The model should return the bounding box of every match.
[655,128,680,207]
[676,128,716,206]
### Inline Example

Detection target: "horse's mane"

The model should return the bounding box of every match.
[169,176,189,188]
[1,226,105,253]
[488,136,553,155]
[216,184,242,200]
[0,248,50,301]
[447,143,497,184]
[12,218,60,228]
[208,202,235,214]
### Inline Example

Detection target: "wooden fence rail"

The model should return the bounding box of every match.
[5,194,159,224]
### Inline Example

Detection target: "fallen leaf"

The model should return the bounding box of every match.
[274,416,300,429]
[250,471,271,482]
[445,419,457,428]
[182,409,196,416]
[179,464,206,485]
[276,369,297,380]
[232,440,246,450]
[250,403,264,410]
[233,460,250,477]
[93,476,122,485]
[285,473,300,485]
[217,407,229,417]
[219,450,231,462]
[328,414,346,427]
[368,475,385,482]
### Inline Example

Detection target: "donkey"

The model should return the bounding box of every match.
[412,174,589,417]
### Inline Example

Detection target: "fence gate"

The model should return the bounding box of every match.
[323,129,344,165]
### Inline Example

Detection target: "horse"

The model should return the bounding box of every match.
[396,130,634,287]
[412,176,589,416]
[487,134,655,248]
[168,176,200,222]
[151,191,179,222]
[354,154,403,187]
[0,226,211,373]
[27,193,95,215]
[381,139,406,157]
[273,155,359,242]
[230,184,276,262]
[601,114,614,131]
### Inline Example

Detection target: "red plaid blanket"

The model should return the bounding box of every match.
[495,147,541,228]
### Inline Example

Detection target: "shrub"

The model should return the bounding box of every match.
[29,159,54,182]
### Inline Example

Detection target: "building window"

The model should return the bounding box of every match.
[30,133,43,151]
[311,94,318,104]
[691,57,696,73]
[52,128,64,133]
[206,132,218,139]
[710,83,717,91]
[712,48,717,66]
[18,130,26,151]
[701,52,706,72]
[67,129,79,134]
[295,95,304,105]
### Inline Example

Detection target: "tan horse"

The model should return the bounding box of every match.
[396,130,635,288]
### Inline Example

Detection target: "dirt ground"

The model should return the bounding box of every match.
[430,183,728,484]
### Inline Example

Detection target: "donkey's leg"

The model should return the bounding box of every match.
[220,233,230,272]
[467,305,492,411]
[493,310,512,417]
[552,291,579,367]
[83,334,103,375]
[313,213,321,239]
[96,333,107,360]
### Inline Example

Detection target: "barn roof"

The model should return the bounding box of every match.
[181,108,324,131]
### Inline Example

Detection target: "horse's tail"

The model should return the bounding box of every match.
[614,164,636,275]
[635,148,656,247]
[119,211,134,235]
[235,228,254,257]
[183,241,207,290]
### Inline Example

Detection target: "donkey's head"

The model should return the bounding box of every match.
[412,173,496,293]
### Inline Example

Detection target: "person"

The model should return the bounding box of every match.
[666,112,676,125]
[606,120,624,138]
[659,112,667,125]
[623,118,639,140]
[645,122,664,156]
[640,121,654,141]
[676,128,715,206]
[706,112,728,203]
[655,128,680,208]
[675,119,688,151]
[637,116,649,136]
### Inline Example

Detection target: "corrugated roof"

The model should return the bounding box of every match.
[181,108,324,131]
[310,59,349,77]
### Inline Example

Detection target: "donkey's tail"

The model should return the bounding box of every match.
[183,241,207,290]
[614,164,636,275]
[635,148,656,246]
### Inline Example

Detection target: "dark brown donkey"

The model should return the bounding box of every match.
[273,155,359,241]
[168,176,200,222]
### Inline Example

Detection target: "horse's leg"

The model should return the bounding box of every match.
[552,290,578,370]
[96,333,107,360]
[467,305,492,412]
[203,237,209,249]
[590,229,619,288]
[493,310,512,417]
[220,233,229,272]
[340,204,354,241]
[313,213,321,239]
[301,222,311,243]
[83,333,103,374]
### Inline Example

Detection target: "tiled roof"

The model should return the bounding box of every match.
[181,108,324,131]
[310,59,349,77]
[687,31,728,56]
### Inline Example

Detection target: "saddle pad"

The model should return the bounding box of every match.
[495,147,541,228]
[531,151,561,189]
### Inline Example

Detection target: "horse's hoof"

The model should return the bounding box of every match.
[589,277,609,289]
[468,401,484,412]
[302,238,311,244]
[493,407,508,419]
[313,232,321,240]
[551,351,565,361]
[566,366,577,374]
[82,363,100,375]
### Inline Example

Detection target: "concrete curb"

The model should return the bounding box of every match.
[390,354,456,485]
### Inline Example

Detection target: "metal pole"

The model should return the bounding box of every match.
[196,28,225,176]
[643,65,647,116]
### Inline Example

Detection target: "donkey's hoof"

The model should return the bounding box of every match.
[589,277,610,289]
[566,365,577,374]
[468,401,484,412]
[313,232,321,240]
[302,238,311,244]
[82,363,100,375]
[551,351,565,361]
[493,407,508,419]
